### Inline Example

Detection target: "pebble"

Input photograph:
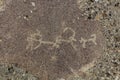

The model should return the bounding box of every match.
[31,2,35,7]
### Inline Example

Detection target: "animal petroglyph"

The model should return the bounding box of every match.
[79,34,97,48]
[26,28,97,50]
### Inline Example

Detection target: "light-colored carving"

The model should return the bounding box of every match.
[26,30,43,50]
[79,37,88,48]
[88,34,97,45]
[0,0,12,12]
[62,27,77,50]
[0,0,3,6]
[50,55,57,61]
[63,28,76,38]
[26,28,97,50]
[26,30,55,50]
[52,36,63,48]
[51,27,77,49]
[0,0,5,12]
[79,34,97,48]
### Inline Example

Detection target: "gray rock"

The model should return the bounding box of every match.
[0,0,104,80]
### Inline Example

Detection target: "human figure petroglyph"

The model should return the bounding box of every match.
[88,34,97,45]
[79,37,88,48]
[26,28,97,50]
[26,29,53,50]
[26,30,42,50]
[64,27,77,50]
[26,30,55,50]
[26,27,77,50]
[63,27,76,41]
[79,34,97,48]
[52,36,63,48]
[51,27,77,50]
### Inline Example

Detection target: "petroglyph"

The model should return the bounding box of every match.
[0,0,12,12]
[50,55,57,61]
[88,34,97,45]
[26,27,78,50]
[62,27,77,50]
[52,36,63,48]
[26,30,42,50]
[79,34,97,48]
[26,28,97,50]
[0,0,3,6]
[52,27,77,50]
[0,0,105,79]
[63,27,76,41]
[0,0,5,12]
[79,37,88,48]
[26,30,54,50]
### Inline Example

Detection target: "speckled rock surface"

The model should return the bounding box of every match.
[78,0,120,80]
[0,0,105,80]
[0,63,38,80]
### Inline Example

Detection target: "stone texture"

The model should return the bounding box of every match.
[0,0,104,80]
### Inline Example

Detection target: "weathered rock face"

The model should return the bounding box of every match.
[0,0,104,80]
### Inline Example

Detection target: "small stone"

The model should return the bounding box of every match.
[31,2,35,7]
[30,10,33,13]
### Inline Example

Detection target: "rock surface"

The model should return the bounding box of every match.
[0,0,105,80]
